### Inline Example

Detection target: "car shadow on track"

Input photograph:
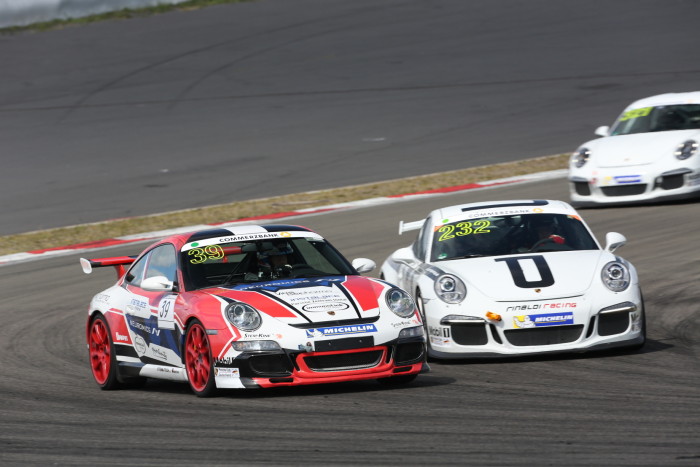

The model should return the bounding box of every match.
[428,337,673,366]
[130,373,455,399]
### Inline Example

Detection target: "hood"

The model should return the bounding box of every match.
[437,251,609,301]
[585,130,700,167]
[213,275,385,325]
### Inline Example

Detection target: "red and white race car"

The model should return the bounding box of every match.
[83,225,426,396]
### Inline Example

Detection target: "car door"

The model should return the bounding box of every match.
[397,217,432,295]
[121,244,183,367]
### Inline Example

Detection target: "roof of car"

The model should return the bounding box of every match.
[625,91,700,110]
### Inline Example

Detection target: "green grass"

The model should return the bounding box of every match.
[0,0,253,34]
[0,154,569,256]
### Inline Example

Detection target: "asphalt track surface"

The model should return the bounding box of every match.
[1,1,700,466]
[1,180,699,466]
[2,0,700,235]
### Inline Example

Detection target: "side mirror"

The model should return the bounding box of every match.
[594,125,609,137]
[352,258,376,273]
[141,275,174,292]
[604,232,627,252]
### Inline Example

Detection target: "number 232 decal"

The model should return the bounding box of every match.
[495,255,555,288]
[437,220,490,242]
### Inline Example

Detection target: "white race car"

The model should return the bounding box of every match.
[380,199,645,359]
[569,91,700,206]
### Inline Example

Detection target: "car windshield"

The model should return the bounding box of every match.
[181,236,357,289]
[430,213,598,262]
[610,104,700,135]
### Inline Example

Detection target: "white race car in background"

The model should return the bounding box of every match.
[380,199,646,359]
[569,91,700,206]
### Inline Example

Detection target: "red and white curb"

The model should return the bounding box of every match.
[0,170,567,266]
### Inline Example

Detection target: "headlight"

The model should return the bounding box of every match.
[571,147,591,168]
[386,288,416,318]
[675,140,698,160]
[434,274,467,304]
[225,302,262,331]
[601,261,630,292]
[231,340,280,352]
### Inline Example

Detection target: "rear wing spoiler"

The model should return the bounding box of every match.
[398,219,425,235]
[80,256,137,278]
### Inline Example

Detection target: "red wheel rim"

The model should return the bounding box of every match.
[89,319,111,385]
[185,324,211,392]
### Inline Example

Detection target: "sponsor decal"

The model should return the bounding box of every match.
[126,298,149,315]
[156,367,180,375]
[302,301,350,312]
[513,312,574,328]
[429,335,450,346]
[181,231,321,252]
[134,335,147,355]
[215,367,240,378]
[298,342,314,352]
[115,332,129,342]
[614,175,642,184]
[243,332,283,339]
[305,324,377,338]
[94,293,110,304]
[429,326,450,338]
[234,277,344,293]
[506,302,577,312]
[128,318,160,336]
[151,347,168,361]
[216,357,237,366]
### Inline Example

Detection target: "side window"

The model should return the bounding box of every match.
[145,244,177,282]
[412,218,431,261]
[125,253,149,287]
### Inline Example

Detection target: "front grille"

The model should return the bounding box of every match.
[451,323,489,345]
[598,312,630,336]
[249,354,293,375]
[601,184,647,197]
[505,325,583,346]
[394,342,424,364]
[573,181,591,196]
[302,350,383,372]
[658,174,685,190]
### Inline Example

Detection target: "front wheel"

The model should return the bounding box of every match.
[185,320,217,397]
[88,314,121,390]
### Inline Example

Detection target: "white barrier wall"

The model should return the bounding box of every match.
[0,0,189,28]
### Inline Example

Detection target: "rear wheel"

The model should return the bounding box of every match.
[185,320,217,397]
[88,315,121,390]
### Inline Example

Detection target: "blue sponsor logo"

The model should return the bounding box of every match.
[614,175,642,184]
[306,324,377,338]
[531,312,574,327]
[513,312,574,328]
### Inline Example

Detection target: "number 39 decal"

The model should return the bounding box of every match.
[495,255,554,288]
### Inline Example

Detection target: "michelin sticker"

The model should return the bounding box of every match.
[306,324,377,338]
[513,312,574,328]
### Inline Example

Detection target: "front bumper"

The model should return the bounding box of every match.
[569,167,700,206]
[214,336,426,388]
[426,300,644,359]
